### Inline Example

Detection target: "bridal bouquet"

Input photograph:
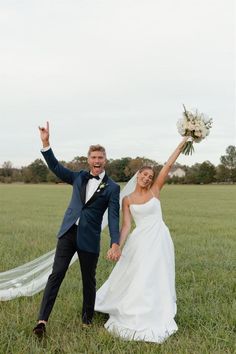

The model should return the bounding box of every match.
[177,105,213,155]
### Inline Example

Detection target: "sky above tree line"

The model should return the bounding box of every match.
[0,0,235,168]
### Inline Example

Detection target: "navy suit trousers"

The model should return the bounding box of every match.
[38,224,99,323]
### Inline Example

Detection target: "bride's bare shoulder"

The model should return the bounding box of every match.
[122,194,132,206]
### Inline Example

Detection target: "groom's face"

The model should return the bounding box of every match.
[87,150,106,176]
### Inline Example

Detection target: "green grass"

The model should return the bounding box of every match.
[0,183,235,354]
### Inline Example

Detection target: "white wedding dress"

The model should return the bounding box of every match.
[95,196,178,343]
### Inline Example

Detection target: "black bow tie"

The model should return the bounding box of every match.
[88,174,100,180]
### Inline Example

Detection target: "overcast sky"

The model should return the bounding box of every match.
[0,0,235,168]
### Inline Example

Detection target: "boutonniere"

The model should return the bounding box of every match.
[97,182,108,192]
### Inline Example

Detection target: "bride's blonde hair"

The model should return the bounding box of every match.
[138,165,155,173]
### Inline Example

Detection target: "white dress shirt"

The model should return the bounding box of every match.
[85,171,105,203]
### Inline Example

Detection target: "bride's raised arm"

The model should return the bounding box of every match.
[153,136,189,192]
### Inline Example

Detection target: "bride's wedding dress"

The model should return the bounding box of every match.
[95,197,177,343]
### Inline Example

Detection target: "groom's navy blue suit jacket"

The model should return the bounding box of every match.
[42,148,120,254]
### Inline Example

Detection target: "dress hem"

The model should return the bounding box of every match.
[104,318,178,343]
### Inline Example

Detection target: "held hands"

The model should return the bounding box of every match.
[107,243,121,262]
[38,121,50,147]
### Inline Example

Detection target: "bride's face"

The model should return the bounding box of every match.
[137,169,154,188]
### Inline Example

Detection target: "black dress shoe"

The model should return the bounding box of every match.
[82,317,92,327]
[82,322,92,329]
[33,322,46,338]
[82,312,93,326]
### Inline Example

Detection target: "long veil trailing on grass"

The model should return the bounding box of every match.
[0,173,138,301]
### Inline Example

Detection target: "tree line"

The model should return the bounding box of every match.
[0,145,236,184]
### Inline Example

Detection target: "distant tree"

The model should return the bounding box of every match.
[25,159,48,183]
[11,168,23,182]
[66,156,88,171]
[46,170,61,183]
[232,168,236,182]
[220,145,236,169]
[220,145,236,182]
[197,161,216,184]
[1,161,13,177]
[21,166,34,183]
[215,164,231,183]
[184,162,216,184]
[184,163,201,184]
[106,157,132,182]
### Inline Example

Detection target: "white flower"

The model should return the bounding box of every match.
[177,116,190,136]
[178,105,213,155]
[194,130,202,138]
[187,122,196,131]
[96,182,108,192]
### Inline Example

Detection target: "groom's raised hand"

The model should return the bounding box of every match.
[38,121,50,147]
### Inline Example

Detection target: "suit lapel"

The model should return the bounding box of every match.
[80,172,89,205]
[85,174,109,207]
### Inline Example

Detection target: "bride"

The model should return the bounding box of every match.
[95,136,189,343]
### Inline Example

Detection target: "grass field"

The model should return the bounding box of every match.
[0,183,235,354]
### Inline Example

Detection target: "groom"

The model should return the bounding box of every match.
[33,122,121,338]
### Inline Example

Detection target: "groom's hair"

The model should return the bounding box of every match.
[87,144,106,157]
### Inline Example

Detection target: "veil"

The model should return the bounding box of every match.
[0,173,137,301]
